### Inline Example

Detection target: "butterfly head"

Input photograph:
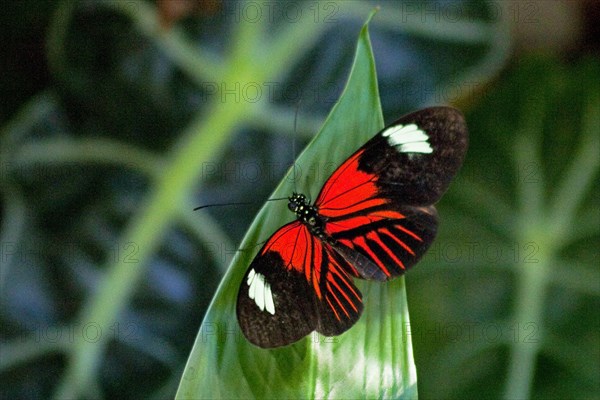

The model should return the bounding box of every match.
[287,193,308,213]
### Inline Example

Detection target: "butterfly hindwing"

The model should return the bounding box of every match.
[316,244,363,336]
[236,221,363,348]
[330,205,438,281]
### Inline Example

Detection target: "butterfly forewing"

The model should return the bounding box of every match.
[356,106,468,206]
[236,107,468,348]
[316,107,467,209]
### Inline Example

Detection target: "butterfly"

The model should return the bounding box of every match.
[236,107,468,348]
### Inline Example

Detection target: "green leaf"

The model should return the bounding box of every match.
[176,12,417,399]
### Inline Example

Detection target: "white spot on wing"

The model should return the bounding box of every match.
[247,268,256,286]
[381,123,433,154]
[264,284,275,315]
[246,269,275,315]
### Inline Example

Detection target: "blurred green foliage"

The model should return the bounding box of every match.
[409,56,599,399]
[0,0,597,399]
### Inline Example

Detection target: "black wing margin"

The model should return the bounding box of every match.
[359,106,468,206]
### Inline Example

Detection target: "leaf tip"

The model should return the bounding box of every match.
[364,6,380,26]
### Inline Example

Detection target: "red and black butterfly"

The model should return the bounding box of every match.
[236,107,468,348]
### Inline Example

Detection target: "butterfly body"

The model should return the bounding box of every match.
[288,193,334,245]
[236,107,468,348]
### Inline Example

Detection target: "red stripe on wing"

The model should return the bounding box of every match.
[395,224,423,242]
[379,227,416,256]
[366,230,406,270]
[260,221,323,298]
[320,246,363,323]
[315,149,385,217]
[344,234,394,277]
[330,206,437,280]
[325,209,405,235]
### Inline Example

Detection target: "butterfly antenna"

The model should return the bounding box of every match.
[238,238,270,253]
[193,196,289,211]
[265,197,288,203]
[193,201,253,211]
[292,99,302,194]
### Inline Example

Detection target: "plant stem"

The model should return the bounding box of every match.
[502,234,550,399]
[13,138,162,179]
[503,111,547,399]
[549,93,600,236]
